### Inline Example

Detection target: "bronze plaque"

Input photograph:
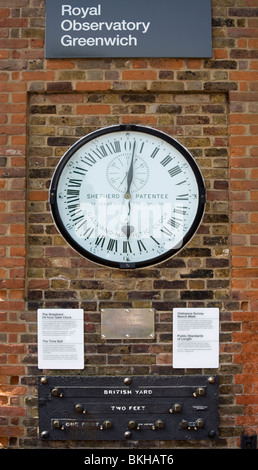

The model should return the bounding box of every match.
[101,308,155,339]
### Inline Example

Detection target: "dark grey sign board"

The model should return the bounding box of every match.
[38,375,219,441]
[45,0,212,58]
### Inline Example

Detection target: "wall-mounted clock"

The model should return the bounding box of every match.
[49,124,206,269]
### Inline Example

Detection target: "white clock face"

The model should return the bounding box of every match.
[50,125,206,268]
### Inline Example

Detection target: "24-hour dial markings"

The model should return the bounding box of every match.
[90,237,165,255]
[68,178,82,187]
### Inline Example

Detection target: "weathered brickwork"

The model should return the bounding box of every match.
[0,0,258,449]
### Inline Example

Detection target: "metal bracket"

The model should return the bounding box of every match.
[241,434,257,449]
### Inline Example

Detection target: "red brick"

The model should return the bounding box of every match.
[0,427,24,438]
[0,406,26,417]
[76,81,111,91]
[0,18,27,28]
[0,1,258,449]
[76,104,110,114]
[0,38,28,48]
[122,70,157,80]
[21,71,55,81]
[46,59,75,70]
[28,190,48,201]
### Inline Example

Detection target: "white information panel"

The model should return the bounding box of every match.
[37,309,84,369]
[173,308,219,369]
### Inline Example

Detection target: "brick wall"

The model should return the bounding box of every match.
[0,0,257,449]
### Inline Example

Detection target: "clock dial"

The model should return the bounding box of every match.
[50,125,206,268]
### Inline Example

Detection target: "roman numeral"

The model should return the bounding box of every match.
[68,178,82,187]
[176,194,189,201]
[66,197,80,204]
[137,240,147,252]
[139,142,145,153]
[81,154,97,166]
[161,226,173,236]
[76,219,87,229]
[150,236,160,245]
[160,155,172,167]
[92,145,108,159]
[73,166,88,176]
[105,140,121,154]
[167,217,182,229]
[168,165,182,178]
[107,239,118,252]
[149,147,160,159]
[83,227,94,238]
[68,203,80,214]
[123,240,132,253]
[67,189,80,197]
[174,207,187,215]
[69,209,81,218]
[95,236,105,248]
[72,214,84,224]
[66,189,80,204]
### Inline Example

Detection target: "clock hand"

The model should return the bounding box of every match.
[121,223,134,239]
[125,140,136,199]
[122,141,136,238]
[121,197,134,239]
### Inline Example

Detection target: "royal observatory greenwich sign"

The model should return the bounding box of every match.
[45,0,212,58]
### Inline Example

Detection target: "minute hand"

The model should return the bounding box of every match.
[125,140,136,197]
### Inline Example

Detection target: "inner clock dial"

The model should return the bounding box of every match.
[106,154,149,193]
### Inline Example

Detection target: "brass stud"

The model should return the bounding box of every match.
[75,403,83,413]
[103,420,112,429]
[128,420,136,429]
[180,419,188,429]
[52,420,60,429]
[155,419,164,429]
[208,376,215,384]
[196,418,204,428]
[173,403,181,412]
